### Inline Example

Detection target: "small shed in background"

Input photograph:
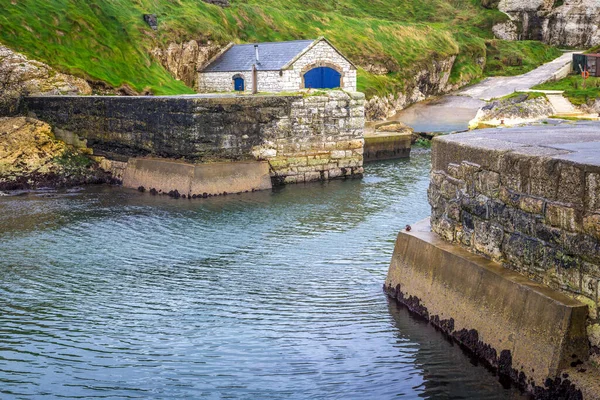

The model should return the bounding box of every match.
[573,53,600,77]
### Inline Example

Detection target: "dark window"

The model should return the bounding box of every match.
[303,67,341,89]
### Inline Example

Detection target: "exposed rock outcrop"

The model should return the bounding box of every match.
[468,93,555,127]
[366,55,478,121]
[0,45,91,115]
[492,19,519,41]
[366,90,419,122]
[151,40,222,90]
[0,117,109,190]
[143,14,158,30]
[581,98,600,114]
[544,0,600,47]
[494,0,600,47]
[203,0,230,6]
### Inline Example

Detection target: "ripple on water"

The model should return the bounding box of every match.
[0,153,528,399]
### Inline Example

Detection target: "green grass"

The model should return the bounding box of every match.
[586,45,600,54]
[499,91,547,101]
[484,40,563,76]
[533,75,600,105]
[0,0,561,96]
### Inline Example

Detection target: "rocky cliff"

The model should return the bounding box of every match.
[0,45,91,115]
[494,0,600,47]
[151,40,222,90]
[366,55,478,121]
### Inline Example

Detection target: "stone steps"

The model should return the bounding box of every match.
[547,93,578,114]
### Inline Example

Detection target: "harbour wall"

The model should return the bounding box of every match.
[123,158,272,197]
[23,91,365,185]
[428,126,600,328]
[385,218,588,392]
[386,124,600,398]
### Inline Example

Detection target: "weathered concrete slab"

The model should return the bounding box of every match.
[363,132,411,162]
[385,218,589,391]
[123,158,272,196]
[432,121,600,173]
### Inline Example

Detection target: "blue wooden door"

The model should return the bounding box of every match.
[234,77,244,91]
[304,67,341,89]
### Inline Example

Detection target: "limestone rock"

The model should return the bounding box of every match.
[365,93,408,121]
[468,94,555,127]
[362,64,389,75]
[544,0,600,47]
[0,117,107,189]
[581,98,600,114]
[589,324,600,348]
[151,40,222,90]
[0,117,65,176]
[493,20,519,41]
[495,0,600,47]
[0,44,91,115]
[0,45,91,95]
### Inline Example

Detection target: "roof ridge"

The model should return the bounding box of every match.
[232,39,316,46]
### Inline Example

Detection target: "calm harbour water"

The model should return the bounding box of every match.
[0,152,528,399]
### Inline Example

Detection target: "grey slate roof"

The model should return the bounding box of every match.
[202,40,315,72]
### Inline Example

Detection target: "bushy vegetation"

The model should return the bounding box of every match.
[533,75,600,105]
[0,0,562,96]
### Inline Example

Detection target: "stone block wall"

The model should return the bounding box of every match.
[24,91,365,185]
[282,40,357,92]
[196,71,245,93]
[196,71,283,93]
[259,71,288,93]
[254,91,365,184]
[428,130,600,354]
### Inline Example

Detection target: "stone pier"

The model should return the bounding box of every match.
[23,91,365,189]
[386,122,600,398]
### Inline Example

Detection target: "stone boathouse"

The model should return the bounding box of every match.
[197,37,357,93]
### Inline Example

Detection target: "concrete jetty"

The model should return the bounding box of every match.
[386,122,600,398]
[363,121,412,162]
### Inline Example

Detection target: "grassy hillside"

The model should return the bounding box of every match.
[0,0,561,96]
[485,40,562,76]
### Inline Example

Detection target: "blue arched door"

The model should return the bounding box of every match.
[303,67,341,89]
[233,76,245,91]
